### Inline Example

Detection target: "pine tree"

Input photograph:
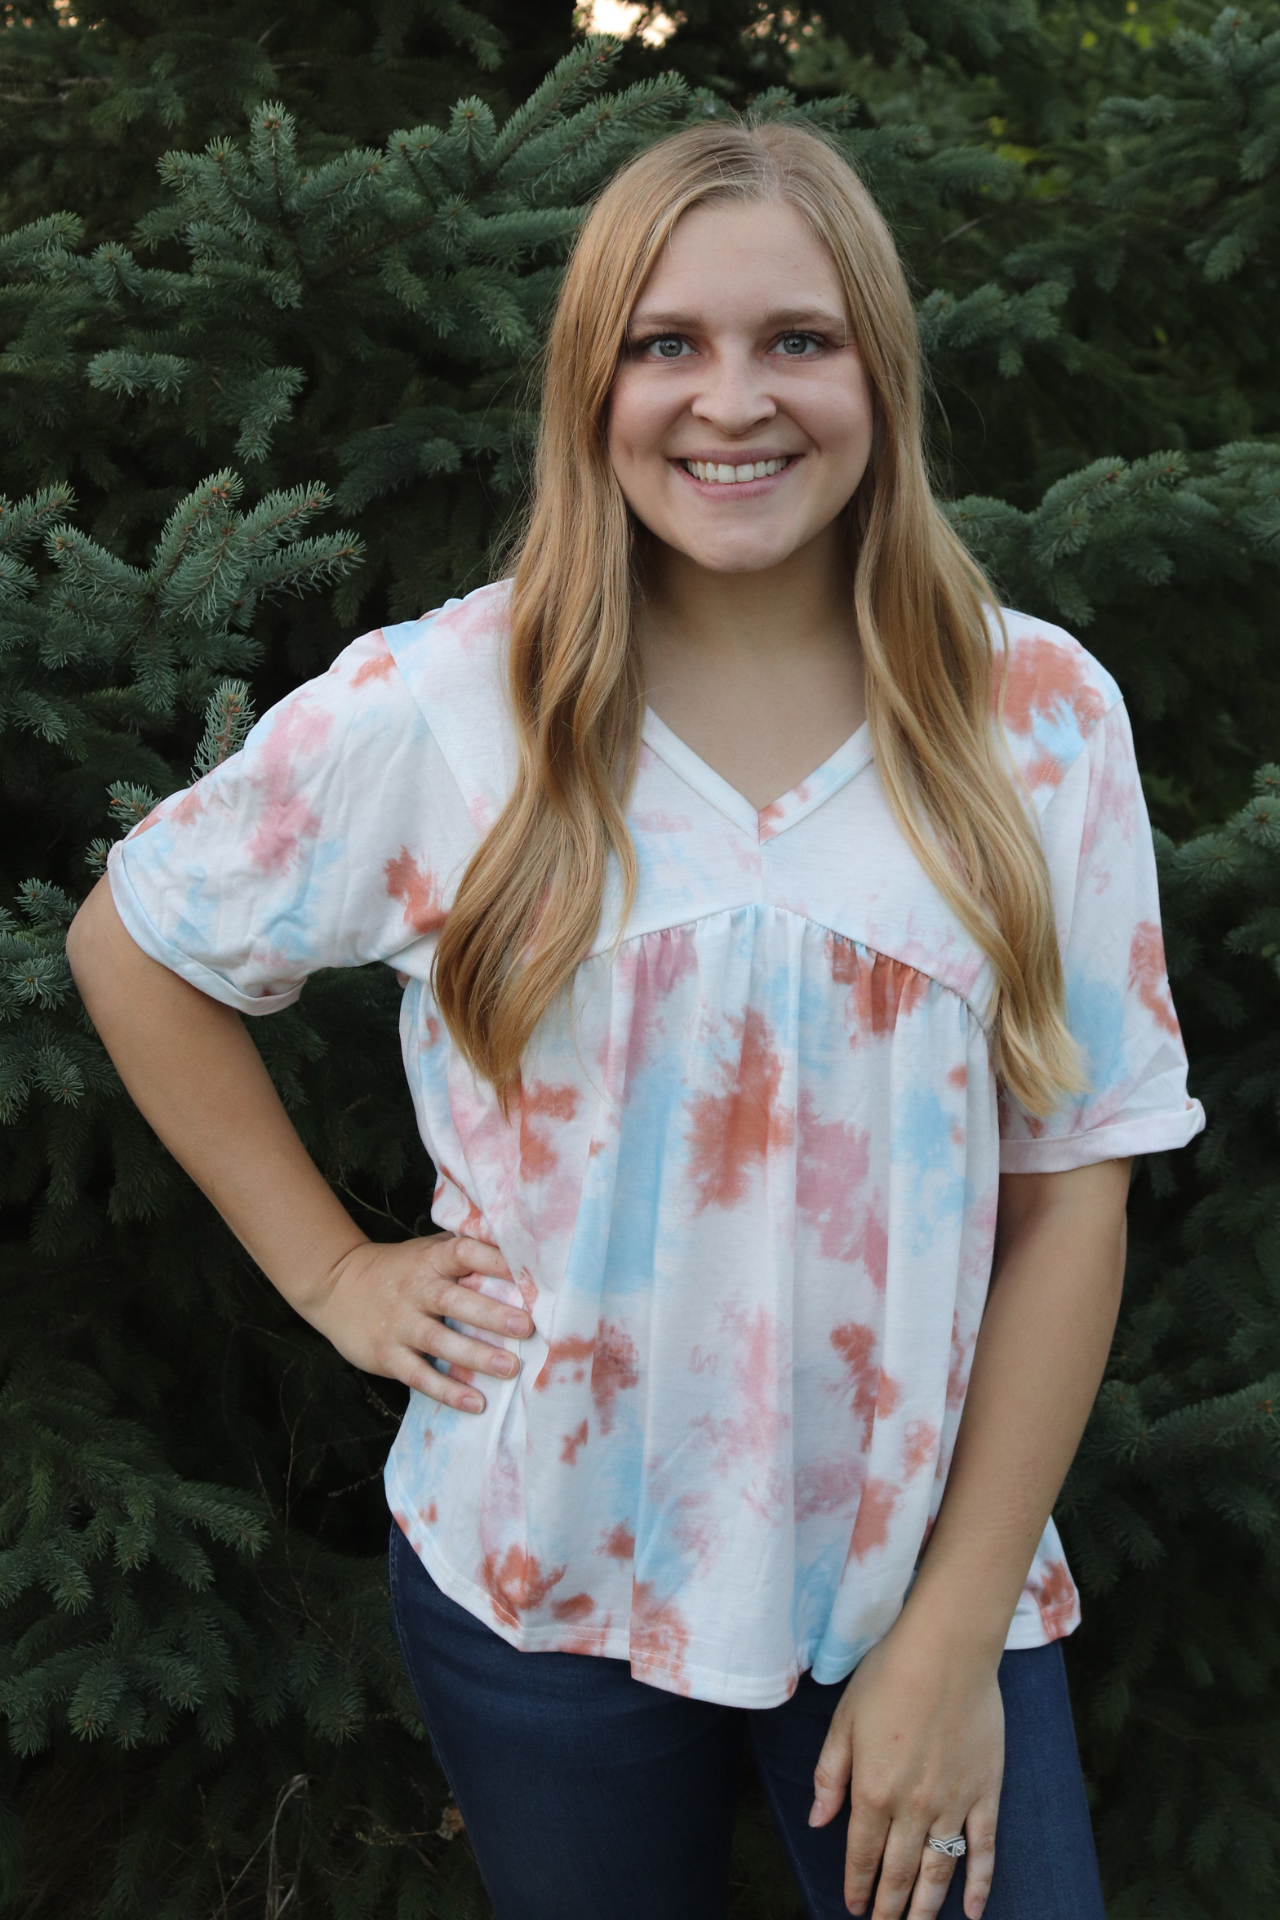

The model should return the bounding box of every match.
[2,2,1280,1915]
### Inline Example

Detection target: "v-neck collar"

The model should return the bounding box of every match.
[640,708,873,842]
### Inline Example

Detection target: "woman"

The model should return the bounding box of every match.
[67,122,1204,1920]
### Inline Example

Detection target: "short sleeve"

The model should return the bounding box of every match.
[107,625,477,1014]
[998,698,1205,1172]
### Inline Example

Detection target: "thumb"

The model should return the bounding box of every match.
[810,1721,853,1827]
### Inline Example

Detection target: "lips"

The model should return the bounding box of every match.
[680,456,795,485]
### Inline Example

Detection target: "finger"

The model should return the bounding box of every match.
[904,1826,964,1920]
[961,1803,998,1920]
[446,1235,515,1282]
[398,1352,486,1415]
[811,1716,854,1828]
[417,1315,520,1380]
[841,1800,890,1916]
[455,1267,533,1314]
[430,1276,532,1339]
[870,1818,930,1920]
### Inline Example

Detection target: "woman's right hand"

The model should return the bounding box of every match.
[307,1233,532,1414]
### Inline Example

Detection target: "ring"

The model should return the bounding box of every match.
[925,1832,967,1859]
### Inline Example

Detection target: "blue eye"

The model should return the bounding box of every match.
[777,332,819,356]
[645,336,688,359]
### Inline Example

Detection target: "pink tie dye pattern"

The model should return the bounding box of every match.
[244,700,333,875]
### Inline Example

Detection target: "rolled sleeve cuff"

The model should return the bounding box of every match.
[999,1099,1205,1174]
[107,842,303,1017]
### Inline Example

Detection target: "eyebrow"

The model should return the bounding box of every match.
[626,306,849,336]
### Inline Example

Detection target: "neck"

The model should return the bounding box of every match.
[638,522,856,670]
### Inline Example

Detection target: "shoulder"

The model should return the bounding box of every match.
[380,578,512,721]
[992,606,1123,807]
[383,578,513,687]
[380,578,517,834]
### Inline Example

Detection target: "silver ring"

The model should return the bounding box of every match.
[925,1832,967,1860]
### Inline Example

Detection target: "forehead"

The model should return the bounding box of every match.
[631,197,847,322]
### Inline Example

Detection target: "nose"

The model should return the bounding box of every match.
[689,344,777,437]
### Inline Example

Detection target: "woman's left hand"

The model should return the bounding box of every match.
[809,1614,1004,1920]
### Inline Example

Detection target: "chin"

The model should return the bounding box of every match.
[676,534,802,575]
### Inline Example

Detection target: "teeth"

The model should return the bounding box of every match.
[685,457,789,484]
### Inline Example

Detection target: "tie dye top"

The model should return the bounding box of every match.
[108,581,1204,1709]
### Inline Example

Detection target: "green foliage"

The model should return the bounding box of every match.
[1093,6,1280,286]
[0,1358,269,1755]
[1057,766,1280,1917]
[0,453,467,1909]
[1,0,1280,1914]
[0,0,554,241]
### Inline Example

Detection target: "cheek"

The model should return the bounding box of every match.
[607,380,685,521]
[796,380,874,478]
[606,371,661,467]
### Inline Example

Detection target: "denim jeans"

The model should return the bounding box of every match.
[389,1523,1106,1920]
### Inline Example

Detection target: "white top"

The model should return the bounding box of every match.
[109,582,1204,1708]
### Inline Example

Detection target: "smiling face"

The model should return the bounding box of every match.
[606,196,876,578]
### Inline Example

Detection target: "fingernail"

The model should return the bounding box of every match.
[807,1798,822,1826]
[493,1354,517,1376]
[505,1312,529,1335]
[463,1393,484,1412]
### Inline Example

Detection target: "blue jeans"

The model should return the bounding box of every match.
[389,1523,1105,1919]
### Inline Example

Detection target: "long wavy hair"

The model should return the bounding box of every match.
[434,121,1081,1115]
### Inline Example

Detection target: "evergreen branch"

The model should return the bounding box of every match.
[417,0,504,72]
[496,73,691,197]
[488,36,625,178]
[0,211,83,270]
[234,535,365,607]
[234,483,333,546]
[192,681,255,779]
[106,783,160,835]
[86,349,189,400]
[0,485,76,556]
[150,472,244,592]
[230,365,306,462]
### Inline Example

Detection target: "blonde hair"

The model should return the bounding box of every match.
[435,121,1081,1115]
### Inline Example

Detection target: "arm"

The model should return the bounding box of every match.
[810,1156,1130,1920]
[66,878,532,1408]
